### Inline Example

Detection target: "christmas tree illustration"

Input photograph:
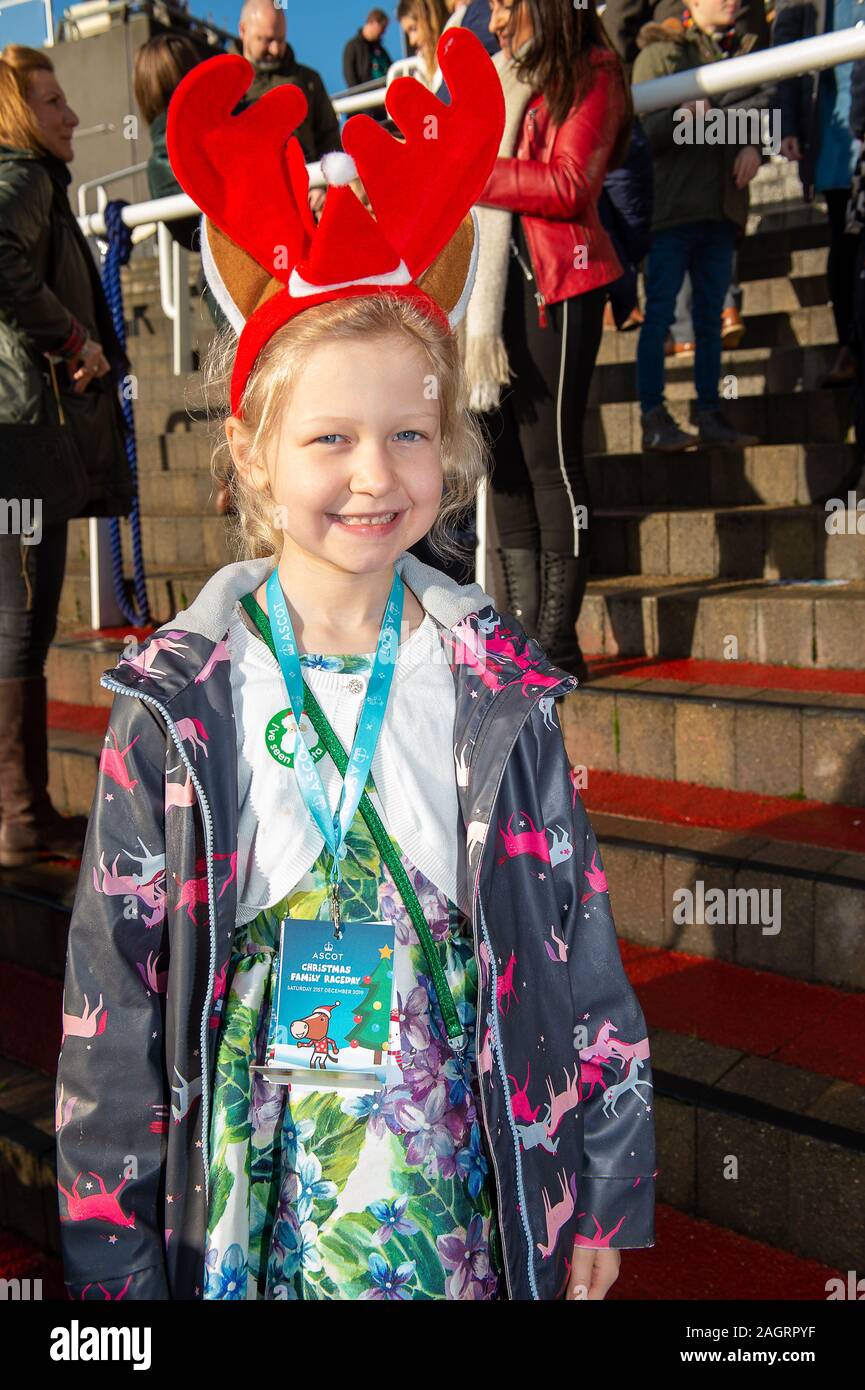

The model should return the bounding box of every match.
[344,947,393,1064]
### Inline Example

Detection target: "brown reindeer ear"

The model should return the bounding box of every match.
[417,212,475,324]
[200,217,284,331]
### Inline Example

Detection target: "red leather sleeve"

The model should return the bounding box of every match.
[479,63,627,221]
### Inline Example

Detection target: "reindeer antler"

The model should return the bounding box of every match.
[165,53,317,283]
[341,25,505,279]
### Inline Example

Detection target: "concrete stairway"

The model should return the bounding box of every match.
[0,159,863,1287]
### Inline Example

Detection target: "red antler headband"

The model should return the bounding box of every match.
[165,27,506,418]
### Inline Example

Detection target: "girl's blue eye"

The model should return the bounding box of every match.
[395,430,424,442]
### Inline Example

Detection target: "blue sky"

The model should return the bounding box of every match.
[0,2,409,97]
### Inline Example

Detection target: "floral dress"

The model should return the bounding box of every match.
[204,646,504,1301]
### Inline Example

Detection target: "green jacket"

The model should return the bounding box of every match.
[0,145,132,516]
[632,20,765,233]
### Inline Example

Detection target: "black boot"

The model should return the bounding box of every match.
[495,546,540,633]
[535,550,590,684]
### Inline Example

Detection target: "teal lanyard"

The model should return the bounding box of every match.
[265,566,402,936]
[239,590,466,1052]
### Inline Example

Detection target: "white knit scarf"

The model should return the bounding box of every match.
[460,45,537,413]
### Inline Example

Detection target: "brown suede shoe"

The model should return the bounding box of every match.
[0,675,89,868]
[721,306,746,349]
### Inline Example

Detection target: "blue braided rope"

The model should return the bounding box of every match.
[99,200,151,627]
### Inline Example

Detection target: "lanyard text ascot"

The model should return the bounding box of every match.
[265,566,404,938]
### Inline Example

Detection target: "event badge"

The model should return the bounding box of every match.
[255,917,401,1087]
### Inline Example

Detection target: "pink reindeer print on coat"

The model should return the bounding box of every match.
[62,990,107,1043]
[165,763,196,814]
[137,949,168,994]
[581,850,608,902]
[497,949,519,1015]
[572,1213,627,1248]
[76,1274,133,1300]
[508,1062,542,1123]
[174,716,209,760]
[497,811,573,868]
[195,637,230,684]
[537,1168,578,1259]
[119,631,189,679]
[92,850,166,930]
[544,1064,581,1137]
[55,1082,76,1132]
[58,1171,136,1229]
[99,727,140,794]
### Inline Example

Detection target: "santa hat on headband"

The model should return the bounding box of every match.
[165,27,506,419]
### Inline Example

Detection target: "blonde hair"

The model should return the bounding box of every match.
[200,292,490,568]
[0,45,54,151]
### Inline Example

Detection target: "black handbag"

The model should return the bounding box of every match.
[0,355,92,527]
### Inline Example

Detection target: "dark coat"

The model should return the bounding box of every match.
[228,41,342,163]
[342,29,393,88]
[599,118,654,326]
[850,57,865,139]
[0,145,132,518]
[603,0,770,72]
[632,21,768,234]
[773,0,832,199]
[54,551,657,1300]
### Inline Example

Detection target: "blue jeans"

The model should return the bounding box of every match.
[637,219,738,414]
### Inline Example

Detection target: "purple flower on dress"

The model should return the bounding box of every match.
[456,1120,490,1199]
[437,1213,490,1299]
[340,1083,412,1138]
[397,984,431,1052]
[395,1085,457,1176]
[360,1251,416,1300]
[367,1194,420,1243]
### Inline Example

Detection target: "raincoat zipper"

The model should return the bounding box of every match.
[467,671,576,1301]
[99,675,219,1209]
[510,232,548,329]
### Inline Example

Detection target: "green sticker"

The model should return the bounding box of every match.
[264,708,326,768]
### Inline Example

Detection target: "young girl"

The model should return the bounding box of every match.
[54,27,655,1301]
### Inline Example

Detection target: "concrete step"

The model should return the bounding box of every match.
[67,512,234,571]
[137,467,223,514]
[585,443,860,509]
[135,431,214,473]
[592,503,865,581]
[578,576,865,669]
[590,341,839,405]
[595,810,864,991]
[596,305,837,364]
[563,677,865,806]
[56,562,212,632]
[584,390,851,452]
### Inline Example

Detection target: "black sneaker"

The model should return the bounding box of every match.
[641,405,698,452]
[696,409,759,448]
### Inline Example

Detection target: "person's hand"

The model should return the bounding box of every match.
[308,185,326,221]
[66,337,110,393]
[780,134,802,162]
[733,144,762,189]
[565,1245,620,1300]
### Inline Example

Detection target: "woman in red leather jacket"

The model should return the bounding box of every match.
[476,0,632,681]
